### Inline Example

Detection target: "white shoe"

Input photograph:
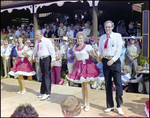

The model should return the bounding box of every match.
[81,104,86,109]
[96,88,99,90]
[104,107,114,113]
[116,107,124,115]
[17,91,22,94]
[21,89,26,95]
[14,76,18,79]
[84,106,90,112]
[38,94,44,98]
[40,94,50,101]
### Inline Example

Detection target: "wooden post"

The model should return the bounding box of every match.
[33,5,38,45]
[92,0,98,43]
[142,1,149,58]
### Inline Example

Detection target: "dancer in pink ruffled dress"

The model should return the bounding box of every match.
[66,32,100,112]
[9,36,36,94]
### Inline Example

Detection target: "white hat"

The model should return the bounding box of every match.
[63,36,68,41]
[26,39,31,43]
[9,37,14,40]
[130,36,136,40]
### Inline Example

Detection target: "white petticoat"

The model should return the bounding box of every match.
[66,75,100,83]
[145,106,149,117]
[9,71,36,77]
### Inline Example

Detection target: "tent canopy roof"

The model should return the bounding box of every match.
[1,1,146,13]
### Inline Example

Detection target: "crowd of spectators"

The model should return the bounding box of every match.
[116,19,141,36]
[1,18,147,94]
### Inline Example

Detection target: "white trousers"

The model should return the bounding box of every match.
[3,59,10,77]
[67,62,73,74]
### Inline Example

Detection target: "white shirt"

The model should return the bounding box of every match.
[131,74,143,83]
[60,42,68,55]
[15,30,20,37]
[131,74,143,93]
[121,73,131,86]
[54,50,62,67]
[27,48,33,61]
[42,28,46,34]
[16,45,30,57]
[1,45,11,59]
[83,28,91,36]
[91,43,98,50]
[66,30,74,38]
[98,32,123,62]
[73,44,94,61]
[33,37,56,61]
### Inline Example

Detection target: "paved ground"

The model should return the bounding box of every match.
[1,78,149,117]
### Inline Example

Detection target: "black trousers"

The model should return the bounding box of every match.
[40,56,51,95]
[102,58,123,108]
[61,59,68,73]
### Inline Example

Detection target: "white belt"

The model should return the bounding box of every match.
[130,55,136,57]
[104,56,114,60]
[40,55,49,59]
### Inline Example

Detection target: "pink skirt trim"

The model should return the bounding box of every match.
[145,101,149,117]
[9,57,36,77]
[66,58,100,83]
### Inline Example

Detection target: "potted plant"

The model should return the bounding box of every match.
[144,76,149,94]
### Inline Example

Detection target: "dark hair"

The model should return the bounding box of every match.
[68,42,75,47]
[10,104,39,117]
[17,36,25,44]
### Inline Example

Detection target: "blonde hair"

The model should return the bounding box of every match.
[55,44,60,50]
[136,66,143,71]
[76,31,86,42]
[68,38,74,43]
[60,95,81,117]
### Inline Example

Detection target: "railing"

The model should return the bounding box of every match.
[29,36,143,44]
[50,36,143,43]
[122,36,142,41]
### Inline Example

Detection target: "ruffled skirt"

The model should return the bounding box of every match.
[66,58,100,83]
[9,57,36,77]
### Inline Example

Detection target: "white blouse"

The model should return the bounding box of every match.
[16,45,31,57]
[66,30,74,38]
[1,45,11,59]
[73,44,94,61]
[83,28,91,36]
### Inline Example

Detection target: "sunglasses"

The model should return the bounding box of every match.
[122,69,125,71]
